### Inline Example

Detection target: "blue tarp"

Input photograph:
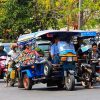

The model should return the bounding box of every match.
[80,31,96,37]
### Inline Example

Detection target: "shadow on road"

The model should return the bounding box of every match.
[31,86,100,91]
[19,86,86,92]
[32,87,65,91]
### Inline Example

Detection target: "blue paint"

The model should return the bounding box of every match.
[21,69,34,78]
[81,31,96,37]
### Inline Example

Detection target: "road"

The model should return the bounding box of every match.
[0,80,100,100]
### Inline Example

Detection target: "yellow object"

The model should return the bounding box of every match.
[10,70,15,79]
[61,57,67,61]
[8,63,11,68]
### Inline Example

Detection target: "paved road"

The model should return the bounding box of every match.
[0,80,100,100]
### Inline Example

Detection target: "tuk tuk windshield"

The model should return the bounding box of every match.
[58,41,75,55]
[38,44,50,51]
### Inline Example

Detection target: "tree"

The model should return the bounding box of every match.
[81,0,100,29]
[0,0,100,36]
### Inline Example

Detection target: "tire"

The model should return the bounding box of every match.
[44,61,52,77]
[65,74,75,91]
[82,81,90,88]
[18,78,24,88]
[82,72,91,88]
[10,79,15,87]
[23,74,32,90]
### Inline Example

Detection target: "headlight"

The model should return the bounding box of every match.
[67,57,73,62]
[61,57,67,61]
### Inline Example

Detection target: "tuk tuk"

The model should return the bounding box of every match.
[17,30,79,90]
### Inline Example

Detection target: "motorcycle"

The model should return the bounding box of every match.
[76,58,100,88]
[90,58,100,82]
[0,56,7,79]
[76,58,93,88]
[6,55,20,87]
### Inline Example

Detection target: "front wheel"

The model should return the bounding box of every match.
[44,61,52,77]
[65,74,75,91]
[23,74,32,90]
[18,78,24,88]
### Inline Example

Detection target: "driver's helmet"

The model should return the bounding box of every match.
[0,43,4,50]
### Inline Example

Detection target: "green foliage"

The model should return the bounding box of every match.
[0,0,100,35]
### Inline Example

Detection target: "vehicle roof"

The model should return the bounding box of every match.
[34,30,96,38]
[18,33,35,42]
[34,30,78,38]
[17,30,96,44]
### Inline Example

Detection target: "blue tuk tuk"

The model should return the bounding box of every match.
[34,30,80,90]
[17,30,79,90]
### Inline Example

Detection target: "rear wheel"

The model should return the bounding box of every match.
[10,79,15,87]
[65,74,75,91]
[23,74,32,90]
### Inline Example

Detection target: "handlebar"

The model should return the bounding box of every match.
[91,59,100,61]
[90,59,100,63]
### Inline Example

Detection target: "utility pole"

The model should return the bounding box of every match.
[78,0,83,30]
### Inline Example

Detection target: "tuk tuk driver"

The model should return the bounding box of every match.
[50,36,75,64]
[50,36,60,64]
